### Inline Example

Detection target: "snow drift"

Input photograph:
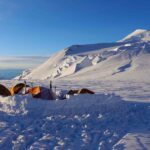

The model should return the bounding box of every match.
[0,94,149,149]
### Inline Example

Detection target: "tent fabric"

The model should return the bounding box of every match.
[68,88,95,95]
[10,83,29,95]
[78,88,95,94]
[67,90,79,95]
[29,86,56,100]
[0,83,57,100]
[0,84,11,97]
[29,86,41,96]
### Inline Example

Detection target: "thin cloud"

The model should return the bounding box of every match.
[0,56,48,69]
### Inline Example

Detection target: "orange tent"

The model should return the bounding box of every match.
[78,88,95,94]
[10,83,30,95]
[29,86,56,100]
[68,88,95,95]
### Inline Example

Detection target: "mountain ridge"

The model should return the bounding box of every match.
[17,29,150,81]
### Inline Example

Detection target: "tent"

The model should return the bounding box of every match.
[68,88,95,95]
[29,86,56,100]
[67,90,79,95]
[0,84,11,97]
[78,88,95,94]
[10,83,30,95]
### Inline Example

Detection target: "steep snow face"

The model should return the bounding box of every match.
[22,43,124,80]
[67,53,150,82]
[21,29,150,81]
[119,29,150,42]
[21,50,67,80]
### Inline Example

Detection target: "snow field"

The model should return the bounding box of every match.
[0,94,149,149]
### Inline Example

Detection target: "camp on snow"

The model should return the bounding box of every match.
[0,82,95,100]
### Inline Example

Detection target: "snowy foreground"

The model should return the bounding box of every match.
[0,80,149,149]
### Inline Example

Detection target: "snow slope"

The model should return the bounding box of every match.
[20,29,150,82]
[0,94,149,149]
[114,131,150,149]
[119,29,150,42]
[20,43,122,80]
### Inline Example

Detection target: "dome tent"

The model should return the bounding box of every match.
[0,84,11,97]
[29,86,56,100]
[10,83,30,95]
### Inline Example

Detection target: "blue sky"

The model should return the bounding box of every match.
[0,0,150,56]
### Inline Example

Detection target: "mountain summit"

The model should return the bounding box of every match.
[119,29,150,42]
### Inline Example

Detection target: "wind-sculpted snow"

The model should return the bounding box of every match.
[65,43,122,55]
[0,94,149,149]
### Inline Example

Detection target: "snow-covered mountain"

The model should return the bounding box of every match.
[20,29,150,81]
[119,29,150,42]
